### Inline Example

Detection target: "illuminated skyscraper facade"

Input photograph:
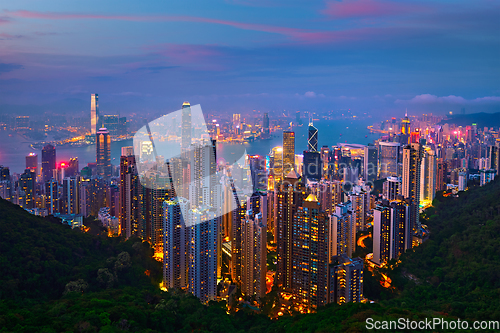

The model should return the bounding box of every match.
[42,144,56,183]
[402,143,422,236]
[291,194,329,309]
[378,142,400,179]
[91,93,99,135]
[283,131,295,175]
[181,102,192,152]
[120,146,139,239]
[308,122,318,152]
[96,127,111,179]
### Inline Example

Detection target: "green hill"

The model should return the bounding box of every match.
[384,180,500,321]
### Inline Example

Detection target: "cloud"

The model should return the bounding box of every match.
[321,0,427,19]
[0,63,23,73]
[397,94,500,105]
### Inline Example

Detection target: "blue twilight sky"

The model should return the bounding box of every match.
[0,0,498,118]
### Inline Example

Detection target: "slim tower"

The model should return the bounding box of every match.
[91,94,99,135]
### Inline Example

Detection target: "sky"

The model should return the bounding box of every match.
[0,0,499,118]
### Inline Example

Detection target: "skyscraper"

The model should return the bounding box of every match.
[331,202,355,258]
[26,153,38,176]
[42,144,56,183]
[363,145,378,182]
[378,142,401,179]
[291,194,329,309]
[120,146,139,239]
[303,151,322,181]
[283,131,295,175]
[241,208,267,299]
[186,207,218,303]
[382,176,401,201]
[19,169,35,209]
[402,143,422,236]
[181,102,192,152]
[420,146,436,205]
[329,255,363,304]
[308,122,318,152]
[163,197,189,290]
[91,93,99,135]
[262,113,270,135]
[96,127,111,179]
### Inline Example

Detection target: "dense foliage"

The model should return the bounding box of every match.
[384,180,500,320]
[1,176,500,331]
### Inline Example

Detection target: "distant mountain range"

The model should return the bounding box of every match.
[441,112,500,128]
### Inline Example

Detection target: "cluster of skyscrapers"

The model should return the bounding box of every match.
[3,99,500,313]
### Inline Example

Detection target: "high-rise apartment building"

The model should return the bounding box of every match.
[120,146,139,239]
[402,143,422,236]
[96,127,111,179]
[378,142,400,179]
[330,202,355,258]
[308,122,318,152]
[42,144,56,183]
[329,255,363,304]
[363,145,378,182]
[420,146,436,205]
[382,176,401,201]
[26,153,38,176]
[181,102,192,152]
[61,176,80,214]
[291,194,329,309]
[283,131,295,175]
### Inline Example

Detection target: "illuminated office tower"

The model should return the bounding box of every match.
[230,190,246,284]
[241,209,267,299]
[303,151,322,181]
[348,185,370,232]
[378,142,400,179]
[330,146,342,178]
[329,255,363,304]
[420,146,436,205]
[91,93,99,135]
[291,194,329,309]
[308,121,318,152]
[330,202,355,258]
[382,176,401,201]
[107,184,119,217]
[283,131,295,175]
[488,142,500,175]
[120,146,139,238]
[233,113,241,134]
[61,176,80,214]
[271,147,283,183]
[42,144,56,183]
[19,169,36,209]
[402,143,422,236]
[181,102,192,152]
[186,206,218,303]
[318,180,333,213]
[45,179,58,215]
[320,146,330,178]
[162,197,189,290]
[401,111,410,135]
[363,145,378,182]
[276,170,305,290]
[26,153,38,176]
[66,157,79,177]
[0,166,9,181]
[96,128,111,179]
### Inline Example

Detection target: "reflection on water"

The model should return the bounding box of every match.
[0,118,376,174]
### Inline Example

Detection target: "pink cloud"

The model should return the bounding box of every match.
[322,0,426,19]
[143,44,228,71]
